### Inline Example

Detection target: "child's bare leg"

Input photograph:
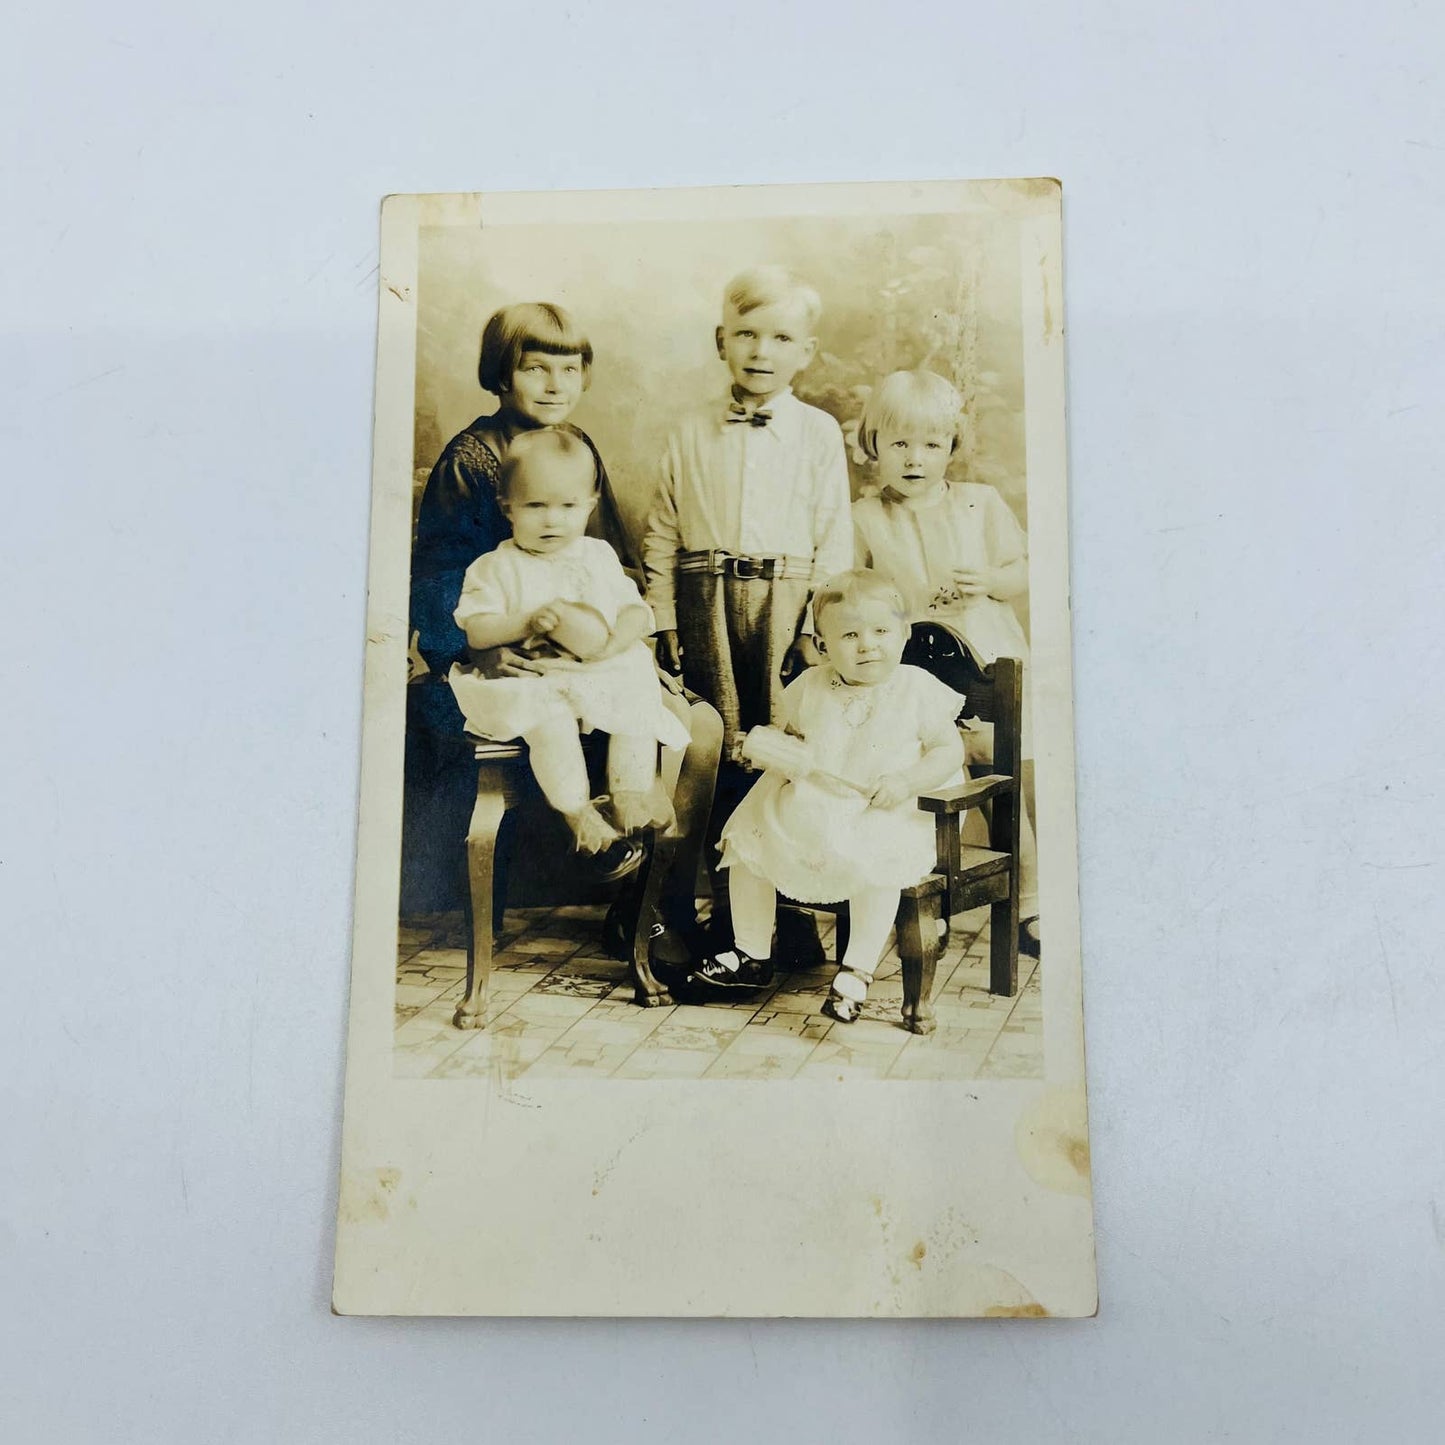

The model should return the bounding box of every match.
[522,714,618,854]
[607,733,676,835]
[824,885,899,1023]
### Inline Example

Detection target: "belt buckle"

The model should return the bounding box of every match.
[727,554,773,581]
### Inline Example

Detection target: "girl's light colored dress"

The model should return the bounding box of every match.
[853,480,1031,749]
[448,537,690,749]
[719,663,965,903]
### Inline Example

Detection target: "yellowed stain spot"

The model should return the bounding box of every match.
[985,1302,1051,1318]
[338,1167,403,1225]
[1015,1088,1092,1198]
[909,1241,927,1268]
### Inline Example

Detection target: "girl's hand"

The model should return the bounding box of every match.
[529,603,562,635]
[950,567,996,599]
[867,773,916,810]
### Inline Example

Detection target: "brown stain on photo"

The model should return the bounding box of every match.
[1014,1088,1092,1199]
[338,1166,404,1225]
[985,1302,1051,1318]
[909,1241,927,1268]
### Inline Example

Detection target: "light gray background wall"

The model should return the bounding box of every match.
[2,3,1442,1441]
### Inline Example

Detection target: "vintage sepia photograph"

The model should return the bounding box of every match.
[336,180,1092,1317]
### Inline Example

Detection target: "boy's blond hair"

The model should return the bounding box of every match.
[722,265,822,330]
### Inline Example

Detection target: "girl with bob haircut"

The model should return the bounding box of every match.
[476,301,593,395]
[851,368,1042,956]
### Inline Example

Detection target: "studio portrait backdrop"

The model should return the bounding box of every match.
[412,202,1030,637]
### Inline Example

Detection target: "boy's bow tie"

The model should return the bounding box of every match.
[726,401,772,427]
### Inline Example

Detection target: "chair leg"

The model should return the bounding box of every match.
[620,829,675,1008]
[896,892,942,1035]
[453,782,510,1030]
[989,893,1020,997]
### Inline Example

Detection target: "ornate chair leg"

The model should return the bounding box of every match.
[897,885,943,1035]
[453,774,510,1030]
[622,830,675,1007]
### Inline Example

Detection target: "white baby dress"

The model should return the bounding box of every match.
[719,663,966,903]
[447,537,690,749]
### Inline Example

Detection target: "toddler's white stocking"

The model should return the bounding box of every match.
[835,885,900,999]
[727,863,777,960]
[606,732,656,795]
[521,716,590,817]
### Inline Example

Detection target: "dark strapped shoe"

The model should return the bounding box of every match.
[589,838,646,885]
[685,948,774,993]
[1019,916,1042,959]
[820,993,859,1025]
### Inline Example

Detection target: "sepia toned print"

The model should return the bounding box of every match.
[336,180,1092,1317]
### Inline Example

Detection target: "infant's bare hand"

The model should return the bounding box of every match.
[530,605,561,634]
[483,645,546,679]
[868,774,914,810]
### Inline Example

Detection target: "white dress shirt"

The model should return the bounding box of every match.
[642,388,853,632]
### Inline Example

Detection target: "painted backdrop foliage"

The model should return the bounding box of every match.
[414,208,1027,550]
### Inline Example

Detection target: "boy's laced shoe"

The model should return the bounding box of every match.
[685,948,774,992]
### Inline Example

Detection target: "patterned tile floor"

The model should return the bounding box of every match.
[394,904,1042,1082]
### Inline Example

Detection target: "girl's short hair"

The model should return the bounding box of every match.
[723,266,822,330]
[498,427,599,499]
[478,302,594,395]
[855,369,963,461]
[812,569,909,629]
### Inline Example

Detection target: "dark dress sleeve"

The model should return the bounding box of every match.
[410,428,508,672]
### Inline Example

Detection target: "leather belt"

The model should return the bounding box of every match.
[676,549,811,582]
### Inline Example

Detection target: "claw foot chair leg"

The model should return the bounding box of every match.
[622,829,675,1007]
[897,884,944,1035]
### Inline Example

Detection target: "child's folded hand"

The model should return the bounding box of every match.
[867,773,915,810]
[529,604,562,635]
[950,567,995,599]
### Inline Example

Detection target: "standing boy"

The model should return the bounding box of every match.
[642,266,852,976]
[643,265,852,745]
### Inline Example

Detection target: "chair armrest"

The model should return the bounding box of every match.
[917,774,1015,814]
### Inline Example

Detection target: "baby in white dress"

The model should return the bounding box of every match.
[448,429,690,855]
[688,570,966,1022]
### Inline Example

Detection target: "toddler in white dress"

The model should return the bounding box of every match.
[447,429,690,855]
[687,570,965,1023]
